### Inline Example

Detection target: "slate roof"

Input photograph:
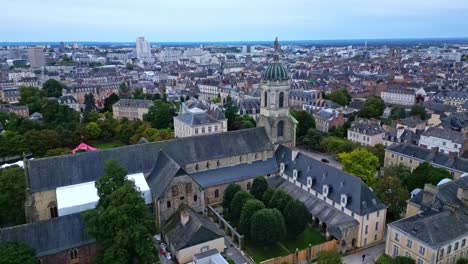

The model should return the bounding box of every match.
[27,128,273,192]
[113,99,153,108]
[385,87,415,95]
[349,119,385,136]
[146,151,183,199]
[191,157,278,188]
[162,207,223,251]
[391,177,468,248]
[175,111,220,126]
[422,127,466,144]
[275,145,386,215]
[0,213,93,257]
[267,176,359,239]
[387,144,468,173]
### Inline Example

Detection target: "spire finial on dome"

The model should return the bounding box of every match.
[273,37,280,61]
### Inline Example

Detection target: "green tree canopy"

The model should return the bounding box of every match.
[390,107,407,120]
[316,250,343,264]
[456,258,468,264]
[409,105,427,120]
[84,160,157,264]
[250,177,268,200]
[0,166,26,227]
[374,176,409,221]
[406,162,452,191]
[283,199,310,238]
[230,191,253,222]
[84,93,96,112]
[291,110,316,142]
[268,190,292,213]
[0,242,36,264]
[86,122,101,140]
[359,96,385,119]
[338,148,379,186]
[250,208,286,246]
[19,86,47,113]
[384,164,412,188]
[42,79,65,98]
[328,90,349,106]
[143,101,175,129]
[303,128,328,151]
[103,93,120,113]
[239,199,265,237]
[261,187,275,205]
[223,183,241,210]
[320,136,357,155]
[119,82,131,98]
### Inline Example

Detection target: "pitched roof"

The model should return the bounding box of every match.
[146,151,183,199]
[275,145,386,215]
[0,213,93,257]
[27,128,273,192]
[422,127,466,144]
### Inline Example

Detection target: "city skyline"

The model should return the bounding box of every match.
[2,0,468,42]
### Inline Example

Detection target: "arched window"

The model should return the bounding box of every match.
[69,249,78,260]
[277,121,284,137]
[279,92,284,108]
[264,91,268,107]
[48,202,58,219]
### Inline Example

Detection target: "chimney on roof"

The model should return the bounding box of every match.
[422,184,439,206]
[180,209,190,226]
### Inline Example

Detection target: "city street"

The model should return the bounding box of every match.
[299,148,342,170]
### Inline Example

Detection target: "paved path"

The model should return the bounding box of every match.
[298,148,342,170]
[224,237,249,264]
[343,243,385,264]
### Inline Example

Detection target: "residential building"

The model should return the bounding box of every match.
[418,127,468,157]
[347,118,385,146]
[381,87,416,106]
[431,91,468,113]
[238,98,260,120]
[136,37,151,61]
[313,108,344,132]
[385,177,468,264]
[174,108,227,138]
[62,83,120,109]
[28,47,45,69]
[0,104,29,117]
[384,144,468,179]
[58,95,82,112]
[112,99,153,120]
[193,249,228,264]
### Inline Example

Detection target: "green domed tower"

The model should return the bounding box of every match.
[257,38,297,148]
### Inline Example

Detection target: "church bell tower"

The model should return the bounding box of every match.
[257,38,297,148]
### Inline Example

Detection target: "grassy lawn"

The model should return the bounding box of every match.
[90,141,125,149]
[282,227,326,252]
[244,240,290,263]
[243,228,325,263]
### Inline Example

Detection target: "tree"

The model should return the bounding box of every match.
[268,190,292,213]
[291,110,315,142]
[239,199,265,237]
[283,199,310,238]
[374,176,409,220]
[86,122,101,139]
[133,88,144,99]
[224,96,240,131]
[328,126,346,138]
[409,105,427,120]
[0,131,28,158]
[223,183,241,210]
[23,129,61,157]
[230,191,253,222]
[359,96,385,119]
[250,177,268,200]
[320,136,357,155]
[84,93,96,112]
[0,166,26,227]
[390,107,406,120]
[45,147,71,157]
[376,255,394,264]
[394,256,416,264]
[143,101,174,129]
[103,93,120,113]
[42,79,64,98]
[328,90,349,106]
[338,148,379,186]
[250,208,286,245]
[384,164,412,186]
[366,144,386,167]
[406,162,452,191]
[303,129,328,151]
[261,187,275,205]
[84,161,157,264]
[0,242,35,264]
[456,259,468,264]
[18,86,47,113]
[119,82,131,98]
[316,250,343,264]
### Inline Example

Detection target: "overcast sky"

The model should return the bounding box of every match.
[2,0,468,42]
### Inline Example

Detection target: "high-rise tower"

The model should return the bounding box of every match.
[256,38,297,148]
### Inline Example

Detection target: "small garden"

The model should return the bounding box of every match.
[222,177,326,263]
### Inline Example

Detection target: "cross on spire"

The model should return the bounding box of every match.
[273,37,280,61]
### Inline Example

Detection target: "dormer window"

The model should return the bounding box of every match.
[293,169,298,180]
[307,176,314,188]
[280,162,285,173]
[323,185,329,197]
[341,194,348,206]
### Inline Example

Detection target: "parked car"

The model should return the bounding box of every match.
[321,158,329,163]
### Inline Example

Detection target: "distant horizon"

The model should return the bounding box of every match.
[2,36,468,46]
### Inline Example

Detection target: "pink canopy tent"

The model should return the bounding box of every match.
[72,143,98,154]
